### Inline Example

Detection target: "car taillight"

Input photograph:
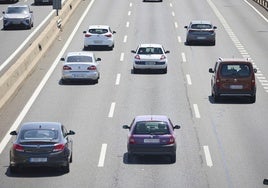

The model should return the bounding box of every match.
[134,55,140,60]
[160,55,166,60]
[216,79,221,87]
[168,136,175,144]
[129,136,135,144]
[63,65,72,70]
[88,65,96,70]
[53,144,65,152]
[13,144,24,152]
[105,34,112,37]
[85,34,91,37]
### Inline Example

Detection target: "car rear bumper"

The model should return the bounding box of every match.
[216,88,256,97]
[128,143,176,155]
[133,62,167,70]
[84,39,114,47]
[62,71,99,80]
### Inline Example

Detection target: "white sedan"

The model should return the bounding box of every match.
[83,25,116,50]
[131,44,169,74]
[61,52,101,84]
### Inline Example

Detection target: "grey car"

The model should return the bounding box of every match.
[184,20,217,45]
[9,122,75,173]
[2,5,33,30]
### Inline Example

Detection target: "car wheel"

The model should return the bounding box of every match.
[127,153,134,163]
[211,41,216,46]
[249,95,256,103]
[133,67,139,74]
[213,94,220,103]
[61,79,67,85]
[83,46,88,51]
[162,67,167,74]
[9,165,19,173]
[170,154,176,163]
[70,153,73,163]
[62,162,70,173]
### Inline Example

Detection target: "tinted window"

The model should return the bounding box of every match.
[191,24,212,29]
[137,47,163,55]
[134,121,170,135]
[220,64,251,77]
[20,129,58,140]
[67,55,93,62]
[88,29,108,34]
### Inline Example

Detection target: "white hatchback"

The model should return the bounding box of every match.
[131,44,169,74]
[83,25,116,50]
[61,52,101,84]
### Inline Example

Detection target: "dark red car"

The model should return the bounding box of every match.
[123,115,180,163]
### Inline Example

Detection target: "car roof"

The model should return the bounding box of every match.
[138,44,163,48]
[190,20,212,25]
[88,25,110,29]
[134,115,169,122]
[66,51,94,57]
[19,122,62,131]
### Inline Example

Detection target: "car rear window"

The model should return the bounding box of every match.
[20,129,58,140]
[191,24,212,29]
[137,47,163,55]
[220,64,251,77]
[133,121,170,135]
[67,55,93,62]
[88,29,108,34]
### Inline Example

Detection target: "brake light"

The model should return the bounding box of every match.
[105,34,112,37]
[129,136,135,144]
[63,65,72,70]
[53,144,65,152]
[85,34,91,37]
[13,144,24,152]
[160,55,166,60]
[134,55,140,60]
[88,65,96,70]
[167,136,175,144]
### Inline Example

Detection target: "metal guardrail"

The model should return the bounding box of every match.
[252,0,268,10]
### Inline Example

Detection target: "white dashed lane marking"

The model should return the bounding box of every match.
[177,36,181,43]
[108,102,116,118]
[123,35,127,43]
[181,52,186,62]
[115,74,121,85]
[120,53,124,61]
[186,74,192,85]
[126,21,130,28]
[98,143,107,167]
[204,146,213,167]
[193,104,201,118]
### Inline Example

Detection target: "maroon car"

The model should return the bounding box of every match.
[123,115,180,163]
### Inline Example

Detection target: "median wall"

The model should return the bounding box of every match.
[0,0,82,110]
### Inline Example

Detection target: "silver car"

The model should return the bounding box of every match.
[61,51,101,84]
[184,20,217,45]
[2,5,33,30]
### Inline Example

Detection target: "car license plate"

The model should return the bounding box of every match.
[43,0,49,2]
[94,40,102,44]
[230,85,243,89]
[12,21,20,24]
[197,36,206,39]
[144,139,160,143]
[30,158,47,163]
[72,74,86,78]
[146,61,154,65]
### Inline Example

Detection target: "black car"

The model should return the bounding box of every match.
[9,122,75,173]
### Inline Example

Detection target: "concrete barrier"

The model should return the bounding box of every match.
[252,0,268,10]
[0,0,82,110]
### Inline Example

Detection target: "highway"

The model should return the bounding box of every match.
[0,0,268,187]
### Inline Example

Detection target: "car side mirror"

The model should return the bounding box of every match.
[83,31,86,34]
[263,179,268,185]
[209,68,214,73]
[122,125,130,129]
[30,11,33,13]
[184,26,188,29]
[131,50,136,53]
[173,125,180,129]
[253,68,257,73]
[10,131,17,136]
[96,58,101,61]
[165,50,170,54]
[213,26,217,29]
[113,31,116,34]
[60,57,65,61]
[2,11,5,14]
[67,130,75,136]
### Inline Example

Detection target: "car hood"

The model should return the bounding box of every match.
[4,14,31,19]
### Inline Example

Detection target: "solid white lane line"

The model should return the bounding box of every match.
[120,53,124,61]
[181,53,186,62]
[204,145,213,167]
[186,74,192,85]
[115,74,121,85]
[0,0,97,154]
[108,102,116,118]
[126,21,130,28]
[123,35,128,43]
[98,143,107,167]
[193,104,201,118]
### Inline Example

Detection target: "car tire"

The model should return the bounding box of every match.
[133,67,139,74]
[213,94,220,103]
[127,153,133,163]
[62,162,70,173]
[162,67,167,74]
[9,165,19,174]
[249,95,256,103]
[170,154,176,163]
[70,153,73,163]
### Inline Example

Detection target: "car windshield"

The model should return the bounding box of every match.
[137,47,163,55]
[191,24,212,29]
[220,64,251,77]
[20,129,58,140]
[133,121,170,135]
[67,55,93,62]
[7,7,29,14]
[88,29,108,34]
